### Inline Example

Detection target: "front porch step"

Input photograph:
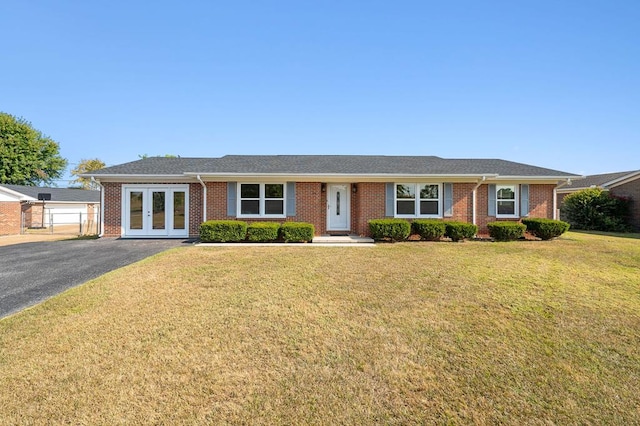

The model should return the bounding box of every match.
[312,235,375,244]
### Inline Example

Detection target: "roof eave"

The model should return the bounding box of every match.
[603,171,640,188]
[184,172,500,183]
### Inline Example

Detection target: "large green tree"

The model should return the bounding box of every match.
[70,158,106,189]
[0,112,67,186]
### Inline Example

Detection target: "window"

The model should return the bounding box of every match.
[496,185,518,217]
[239,183,285,217]
[395,183,441,217]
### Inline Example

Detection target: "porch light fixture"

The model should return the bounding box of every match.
[321,183,326,193]
[352,184,357,193]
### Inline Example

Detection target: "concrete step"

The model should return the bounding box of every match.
[312,235,375,244]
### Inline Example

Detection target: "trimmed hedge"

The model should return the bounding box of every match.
[246,222,281,242]
[487,221,526,241]
[444,221,478,242]
[280,222,314,243]
[368,219,411,242]
[522,218,570,240]
[200,220,247,242]
[412,219,446,241]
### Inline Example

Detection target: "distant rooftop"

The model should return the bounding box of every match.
[0,184,100,202]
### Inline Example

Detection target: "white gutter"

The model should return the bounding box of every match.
[91,177,105,237]
[196,174,207,222]
[553,178,573,220]
[472,176,487,226]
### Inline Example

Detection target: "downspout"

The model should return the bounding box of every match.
[91,177,105,237]
[553,178,572,220]
[196,175,207,222]
[472,176,487,226]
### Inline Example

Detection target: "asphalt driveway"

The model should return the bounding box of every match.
[0,238,190,319]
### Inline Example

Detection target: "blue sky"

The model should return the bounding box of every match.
[2,1,639,185]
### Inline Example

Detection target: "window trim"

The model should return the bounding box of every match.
[495,184,519,218]
[394,183,443,218]
[237,183,286,218]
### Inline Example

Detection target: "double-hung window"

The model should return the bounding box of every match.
[496,185,518,217]
[239,183,285,217]
[395,183,441,217]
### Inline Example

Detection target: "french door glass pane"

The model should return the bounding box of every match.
[152,191,166,230]
[130,191,143,230]
[173,191,185,230]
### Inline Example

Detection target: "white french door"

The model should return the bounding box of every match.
[123,185,189,237]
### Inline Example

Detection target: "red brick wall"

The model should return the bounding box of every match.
[22,203,45,228]
[100,181,560,238]
[611,179,640,231]
[0,201,21,235]
[102,182,122,237]
[477,184,555,232]
[352,182,386,236]
[188,183,203,236]
[296,182,325,233]
[450,183,474,223]
[529,184,555,219]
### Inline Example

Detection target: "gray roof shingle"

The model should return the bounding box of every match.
[90,155,579,177]
[569,170,640,189]
[0,185,100,202]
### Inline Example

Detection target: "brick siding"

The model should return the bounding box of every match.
[611,179,640,231]
[0,201,21,235]
[101,181,559,237]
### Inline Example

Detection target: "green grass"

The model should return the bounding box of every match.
[1,232,639,424]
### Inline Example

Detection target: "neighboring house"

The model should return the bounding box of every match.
[83,155,581,239]
[0,184,101,235]
[556,170,640,231]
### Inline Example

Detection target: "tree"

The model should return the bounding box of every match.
[70,158,106,189]
[0,112,67,186]
[138,154,179,159]
[561,188,632,232]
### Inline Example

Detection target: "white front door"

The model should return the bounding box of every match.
[327,184,350,231]
[123,185,189,237]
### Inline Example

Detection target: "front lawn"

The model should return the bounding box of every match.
[1,232,639,424]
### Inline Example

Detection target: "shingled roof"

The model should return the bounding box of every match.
[0,184,100,202]
[567,170,640,190]
[89,155,578,178]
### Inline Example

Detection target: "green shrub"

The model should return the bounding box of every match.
[444,221,477,242]
[246,222,281,242]
[412,219,446,241]
[280,222,314,243]
[368,219,411,242]
[487,221,526,241]
[522,218,570,240]
[199,220,247,242]
[561,188,632,232]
